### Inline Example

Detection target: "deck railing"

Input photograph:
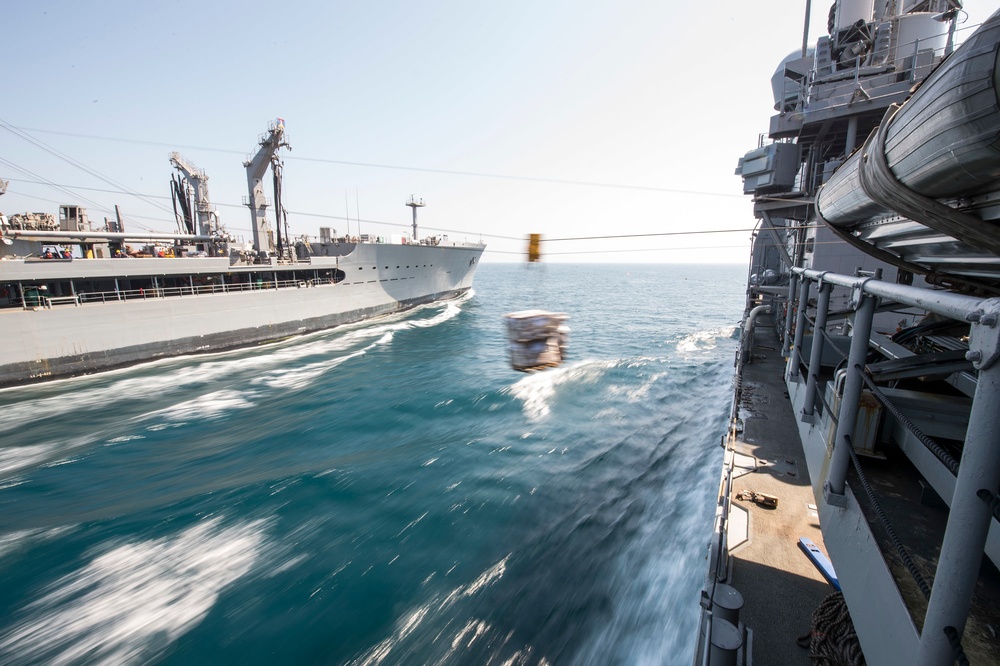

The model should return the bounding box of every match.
[790,267,999,664]
[25,276,342,309]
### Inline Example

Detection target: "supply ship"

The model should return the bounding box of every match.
[697,3,1000,664]
[0,121,485,387]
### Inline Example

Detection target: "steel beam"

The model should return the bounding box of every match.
[918,298,1000,665]
[825,288,878,504]
[789,277,810,380]
[802,280,832,421]
[793,267,984,323]
[782,274,798,358]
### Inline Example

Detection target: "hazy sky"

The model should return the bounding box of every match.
[1,2,993,263]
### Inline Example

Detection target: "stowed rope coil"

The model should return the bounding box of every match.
[797,591,866,666]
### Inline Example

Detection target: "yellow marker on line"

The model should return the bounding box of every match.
[528,234,541,262]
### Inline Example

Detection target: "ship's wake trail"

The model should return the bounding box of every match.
[675,325,739,353]
[0,298,466,478]
[505,360,616,420]
[349,555,534,666]
[249,301,462,391]
[504,357,672,421]
[0,298,466,434]
[0,517,268,666]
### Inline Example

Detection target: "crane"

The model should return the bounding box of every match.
[244,119,290,255]
[169,152,217,238]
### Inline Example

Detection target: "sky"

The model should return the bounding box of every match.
[1,1,994,263]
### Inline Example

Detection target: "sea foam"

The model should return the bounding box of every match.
[0,517,267,665]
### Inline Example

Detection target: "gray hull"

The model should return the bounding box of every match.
[0,242,484,387]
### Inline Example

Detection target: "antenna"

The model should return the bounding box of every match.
[406,195,425,241]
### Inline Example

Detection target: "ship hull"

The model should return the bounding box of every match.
[0,242,484,387]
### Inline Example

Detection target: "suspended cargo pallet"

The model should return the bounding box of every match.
[504,310,569,372]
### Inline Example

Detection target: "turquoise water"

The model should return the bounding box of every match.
[0,262,746,665]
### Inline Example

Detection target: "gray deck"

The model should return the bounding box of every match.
[748,316,1000,664]
[728,314,836,664]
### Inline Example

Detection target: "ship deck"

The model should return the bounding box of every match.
[727,313,835,664]
[758,315,1000,663]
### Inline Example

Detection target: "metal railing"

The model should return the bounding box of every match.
[791,266,999,664]
[27,276,342,309]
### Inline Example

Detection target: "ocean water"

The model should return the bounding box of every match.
[0,262,746,665]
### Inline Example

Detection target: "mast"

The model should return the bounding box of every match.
[801,0,812,58]
[406,195,425,241]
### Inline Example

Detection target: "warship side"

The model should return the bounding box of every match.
[0,121,485,387]
[697,3,1000,665]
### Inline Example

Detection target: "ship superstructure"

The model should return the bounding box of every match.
[0,121,484,387]
[699,4,1000,665]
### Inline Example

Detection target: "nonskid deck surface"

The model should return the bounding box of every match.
[746,318,1000,664]
[728,315,833,664]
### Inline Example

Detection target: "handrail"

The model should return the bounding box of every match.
[792,267,989,323]
[40,295,80,308]
[48,277,341,306]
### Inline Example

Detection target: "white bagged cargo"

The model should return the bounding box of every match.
[503,310,569,371]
